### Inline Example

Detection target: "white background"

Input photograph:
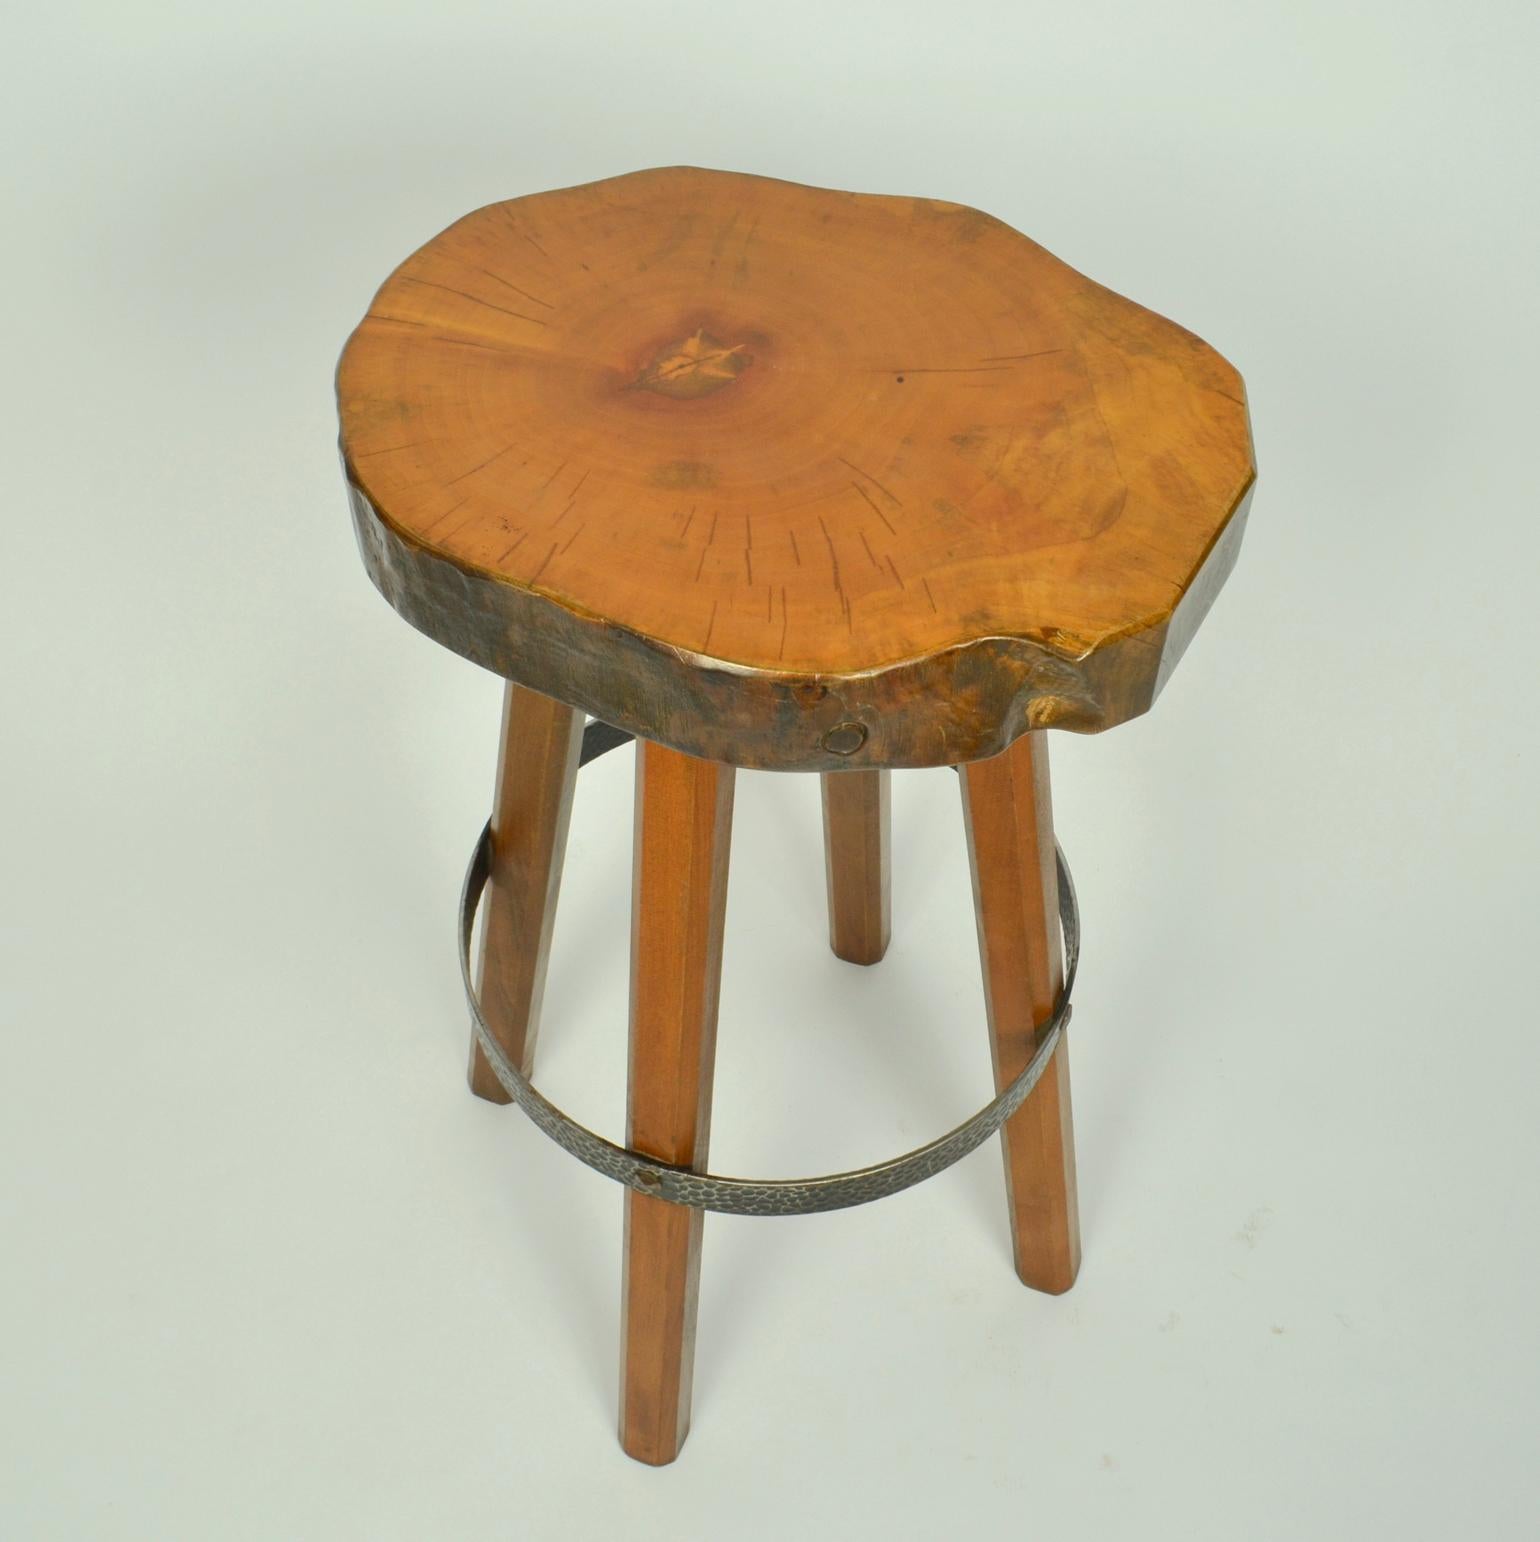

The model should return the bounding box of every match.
[4,2,1537,1537]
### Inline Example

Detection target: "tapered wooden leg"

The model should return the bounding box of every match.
[620,741,734,1465]
[820,769,891,964]
[960,732,1081,1294]
[467,682,585,1101]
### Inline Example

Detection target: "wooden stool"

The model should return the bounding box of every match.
[335,167,1255,1465]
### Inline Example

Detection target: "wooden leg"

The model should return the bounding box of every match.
[820,769,891,964]
[960,732,1081,1294]
[620,741,734,1465]
[467,682,585,1101]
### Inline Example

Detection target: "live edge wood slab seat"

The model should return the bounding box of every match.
[336,166,1255,1465]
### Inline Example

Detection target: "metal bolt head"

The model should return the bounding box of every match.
[821,720,867,756]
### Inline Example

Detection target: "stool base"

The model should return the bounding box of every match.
[462,693,1083,1462]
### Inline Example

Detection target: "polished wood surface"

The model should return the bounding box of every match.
[468,683,585,1100]
[961,732,1080,1293]
[620,741,735,1465]
[821,769,891,964]
[339,166,1255,770]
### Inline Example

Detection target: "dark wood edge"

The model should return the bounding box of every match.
[344,462,1253,771]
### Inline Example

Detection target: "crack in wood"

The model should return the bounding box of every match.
[848,480,898,535]
[979,348,1065,362]
[838,456,902,507]
[529,542,559,583]
[474,266,554,309]
[447,441,522,486]
[400,276,548,327]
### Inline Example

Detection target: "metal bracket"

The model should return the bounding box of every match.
[458,724,1080,1217]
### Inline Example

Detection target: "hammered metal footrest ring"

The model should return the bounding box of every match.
[458,734,1080,1217]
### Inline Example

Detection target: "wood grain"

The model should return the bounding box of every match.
[620,740,735,1466]
[821,769,891,964]
[468,683,585,1100]
[961,731,1080,1293]
[338,166,1255,770]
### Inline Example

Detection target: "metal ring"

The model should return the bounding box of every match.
[458,730,1080,1217]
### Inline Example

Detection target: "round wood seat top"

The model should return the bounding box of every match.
[338,167,1255,770]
